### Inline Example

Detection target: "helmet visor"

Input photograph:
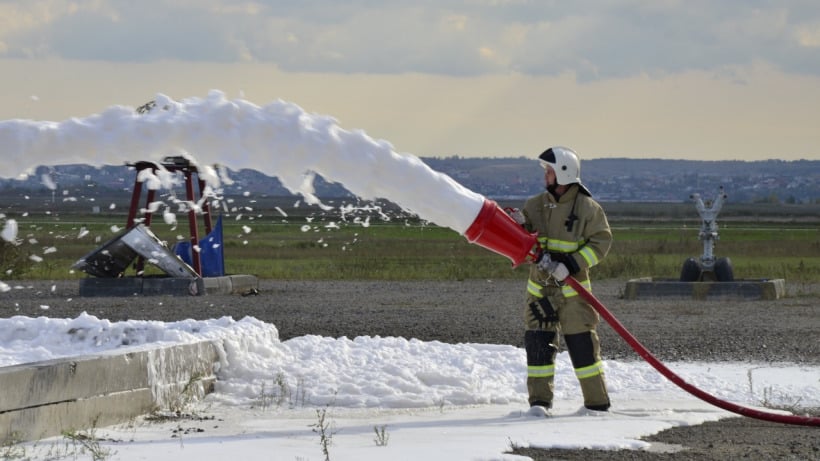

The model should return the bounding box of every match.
[538,148,557,170]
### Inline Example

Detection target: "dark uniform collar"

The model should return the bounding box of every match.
[545,183,591,203]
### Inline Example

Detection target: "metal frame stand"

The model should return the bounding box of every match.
[126,157,213,277]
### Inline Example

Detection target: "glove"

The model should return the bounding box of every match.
[505,207,525,225]
[537,253,570,282]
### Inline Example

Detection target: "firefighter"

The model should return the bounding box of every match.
[510,146,612,413]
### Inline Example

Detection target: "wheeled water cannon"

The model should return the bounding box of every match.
[680,186,734,282]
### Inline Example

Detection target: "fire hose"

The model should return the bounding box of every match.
[564,276,820,427]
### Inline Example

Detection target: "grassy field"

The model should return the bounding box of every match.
[2,195,817,286]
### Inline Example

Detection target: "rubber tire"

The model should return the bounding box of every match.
[714,257,735,282]
[680,257,702,282]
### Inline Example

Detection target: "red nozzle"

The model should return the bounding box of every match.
[464,199,539,267]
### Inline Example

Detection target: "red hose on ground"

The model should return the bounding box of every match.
[564,276,820,427]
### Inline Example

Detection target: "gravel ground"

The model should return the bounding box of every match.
[2,278,819,460]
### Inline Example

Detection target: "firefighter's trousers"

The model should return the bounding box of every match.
[523,289,610,409]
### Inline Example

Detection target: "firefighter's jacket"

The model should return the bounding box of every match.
[522,184,612,298]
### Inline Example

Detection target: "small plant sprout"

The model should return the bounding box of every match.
[61,418,114,461]
[170,371,206,414]
[373,424,389,447]
[310,406,337,461]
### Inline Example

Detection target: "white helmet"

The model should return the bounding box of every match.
[538,146,581,185]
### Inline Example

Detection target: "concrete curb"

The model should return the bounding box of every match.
[202,274,259,295]
[0,340,220,443]
[623,278,786,300]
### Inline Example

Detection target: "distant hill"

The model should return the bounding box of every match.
[423,157,819,204]
[1,158,817,204]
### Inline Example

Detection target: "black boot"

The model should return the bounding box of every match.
[530,400,552,409]
[584,402,610,412]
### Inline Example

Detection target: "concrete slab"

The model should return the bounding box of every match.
[78,275,258,296]
[623,278,786,300]
[0,340,219,443]
[78,277,203,296]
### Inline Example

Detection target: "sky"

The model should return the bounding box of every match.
[2,311,819,460]
[2,1,820,161]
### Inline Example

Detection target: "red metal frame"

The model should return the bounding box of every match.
[126,158,213,277]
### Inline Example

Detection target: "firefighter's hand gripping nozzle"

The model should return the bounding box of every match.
[464,199,541,268]
[535,251,569,282]
[503,207,526,226]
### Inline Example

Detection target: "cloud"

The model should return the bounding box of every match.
[1,1,820,79]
